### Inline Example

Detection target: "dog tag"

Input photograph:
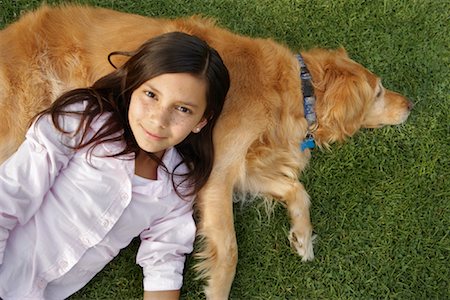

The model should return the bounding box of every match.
[300,138,315,151]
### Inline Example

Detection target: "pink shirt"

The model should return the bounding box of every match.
[0,105,196,299]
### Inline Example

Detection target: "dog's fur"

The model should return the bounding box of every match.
[0,5,412,299]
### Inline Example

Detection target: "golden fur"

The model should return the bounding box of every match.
[0,5,412,299]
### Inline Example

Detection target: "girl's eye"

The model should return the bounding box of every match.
[145,91,156,99]
[176,106,192,114]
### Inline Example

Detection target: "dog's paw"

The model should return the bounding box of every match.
[289,228,315,261]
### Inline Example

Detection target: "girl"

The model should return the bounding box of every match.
[0,32,230,299]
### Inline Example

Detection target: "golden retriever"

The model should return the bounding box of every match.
[0,5,412,299]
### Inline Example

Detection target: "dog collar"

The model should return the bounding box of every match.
[296,54,317,151]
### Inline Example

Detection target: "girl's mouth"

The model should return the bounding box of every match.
[142,126,166,141]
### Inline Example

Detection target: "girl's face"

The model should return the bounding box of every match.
[129,73,208,158]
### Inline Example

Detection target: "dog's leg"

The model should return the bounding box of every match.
[285,181,314,261]
[195,168,239,300]
[248,175,314,261]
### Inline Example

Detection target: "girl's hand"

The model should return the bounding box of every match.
[143,290,180,300]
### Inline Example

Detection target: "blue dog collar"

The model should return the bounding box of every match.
[296,54,317,152]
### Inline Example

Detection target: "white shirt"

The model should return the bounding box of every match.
[0,105,196,299]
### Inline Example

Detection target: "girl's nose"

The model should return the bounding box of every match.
[151,105,170,128]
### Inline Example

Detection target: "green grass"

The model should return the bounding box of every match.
[1,0,449,299]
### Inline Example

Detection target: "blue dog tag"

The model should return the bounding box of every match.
[300,138,315,151]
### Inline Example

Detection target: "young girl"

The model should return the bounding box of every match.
[0,32,230,299]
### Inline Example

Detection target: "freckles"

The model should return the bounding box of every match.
[169,114,199,133]
[170,113,195,126]
[169,115,182,126]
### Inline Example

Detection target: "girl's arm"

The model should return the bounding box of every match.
[143,290,180,300]
[136,197,196,296]
[0,114,76,264]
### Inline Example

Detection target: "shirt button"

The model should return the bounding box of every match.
[37,278,46,289]
[59,260,68,269]
[32,143,44,153]
[80,236,91,247]
[102,219,110,228]
[120,191,128,200]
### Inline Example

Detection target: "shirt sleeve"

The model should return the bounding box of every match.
[0,114,77,264]
[136,196,196,291]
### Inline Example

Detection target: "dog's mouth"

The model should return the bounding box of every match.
[363,124,384,129]
[363,108,412,129]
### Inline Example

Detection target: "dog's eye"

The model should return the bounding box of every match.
[376,89,382,98]
[375,84,384,98]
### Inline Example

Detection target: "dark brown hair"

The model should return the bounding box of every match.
[38,32,230,196]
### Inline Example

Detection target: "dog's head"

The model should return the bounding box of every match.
[302,48,413,146]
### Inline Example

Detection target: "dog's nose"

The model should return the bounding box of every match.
[407,100,414,111]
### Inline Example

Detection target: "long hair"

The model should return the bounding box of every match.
[37,32,230,197]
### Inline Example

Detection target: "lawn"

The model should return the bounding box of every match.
[1,0,448,299]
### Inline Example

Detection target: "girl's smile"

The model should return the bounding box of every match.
[141,125,167,141]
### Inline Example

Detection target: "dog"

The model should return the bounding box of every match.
[0,5,412,299]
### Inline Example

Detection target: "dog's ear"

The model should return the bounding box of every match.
[314,62,372,145]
